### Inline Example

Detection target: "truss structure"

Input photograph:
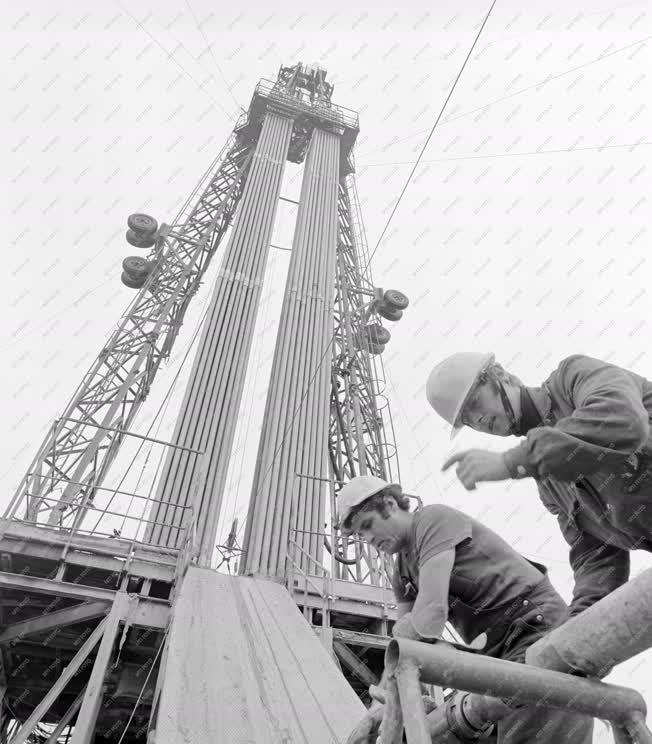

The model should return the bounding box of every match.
[327,174,401,584]
[5,121,255,535]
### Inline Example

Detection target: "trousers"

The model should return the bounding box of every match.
[490,579,594,744]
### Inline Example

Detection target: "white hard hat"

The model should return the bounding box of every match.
[337,475,393,535]
[426,352,495,438]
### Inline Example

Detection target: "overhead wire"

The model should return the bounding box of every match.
[184,0,244,113]
[363,0,499,271]
[358,141,652,168]
[1,276,116,352]
[356,35,651,162]
[114,0,239,121]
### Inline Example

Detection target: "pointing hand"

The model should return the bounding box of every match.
[442,449,510,490]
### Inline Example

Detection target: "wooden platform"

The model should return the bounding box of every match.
[152,567,364,743]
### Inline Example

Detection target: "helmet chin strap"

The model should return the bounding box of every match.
[487,371,520,435]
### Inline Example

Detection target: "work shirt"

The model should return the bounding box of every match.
[502,354,652,615]
[392,504,548,646]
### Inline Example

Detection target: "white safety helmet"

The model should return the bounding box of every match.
[426,352,495,438]
[337,475,397,535]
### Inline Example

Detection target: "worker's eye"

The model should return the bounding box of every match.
[360,519,372,531]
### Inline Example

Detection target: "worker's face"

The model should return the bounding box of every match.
[348,499,406,554]
[460,381,512,436]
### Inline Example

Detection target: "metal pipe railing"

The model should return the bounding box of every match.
[526,566,652,678]
[382,638,651,744]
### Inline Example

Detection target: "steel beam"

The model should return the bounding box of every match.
[328,175,401,586]
[9,617,108,744]
[333,641,378,688]
[45,689,84,744]
[0,518,178,561]
[331,628,390,650]
[70,593,132,744]
[146,110,293,557]
[242,126,340,577]
[0,542,174,583]
[0,573,168,629]
[0,600,109,645]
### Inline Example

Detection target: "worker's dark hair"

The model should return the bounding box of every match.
[343,484,410,531]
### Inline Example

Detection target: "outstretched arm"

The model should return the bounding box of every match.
[393,548,454,640]
[346,550,455,744]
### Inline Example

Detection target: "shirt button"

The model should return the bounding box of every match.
[536,614,543,622]
[522,600,529,606]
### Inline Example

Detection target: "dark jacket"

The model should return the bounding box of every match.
[502,354,652,616]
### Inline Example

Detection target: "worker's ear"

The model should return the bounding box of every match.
[384,495,397,512]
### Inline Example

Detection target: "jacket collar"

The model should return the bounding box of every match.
[522,385,553,428]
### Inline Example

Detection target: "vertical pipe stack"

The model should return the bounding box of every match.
[242,128,340,577]
[146,111,293,557]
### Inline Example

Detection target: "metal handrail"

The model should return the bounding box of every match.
[286,538,332,629]
[382,638,651,744]
[373,570,652,743]
[254,79,359,129]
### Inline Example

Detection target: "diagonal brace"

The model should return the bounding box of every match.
[333,640,379,688]
[9,615,109,744]
[0,601,110,645]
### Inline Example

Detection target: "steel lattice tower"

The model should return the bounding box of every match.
[0,64,412,740]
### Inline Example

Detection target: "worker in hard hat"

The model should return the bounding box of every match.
[340,475,593,744]
[426,352,652,618]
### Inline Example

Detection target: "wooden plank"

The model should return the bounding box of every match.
[231,577,308,743]
[155,568,364,743]
[155,568,271,743]
[244,576,364,742]
[0,600,110,644]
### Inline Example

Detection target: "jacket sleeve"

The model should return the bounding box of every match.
[503,355,650,481]
[558,515,630,617]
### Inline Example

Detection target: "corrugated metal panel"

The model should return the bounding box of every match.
[155,567,364,743]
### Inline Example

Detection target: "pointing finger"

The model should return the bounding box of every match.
[442,451,469,471]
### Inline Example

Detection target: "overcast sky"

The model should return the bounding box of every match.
[3,1,651,740]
